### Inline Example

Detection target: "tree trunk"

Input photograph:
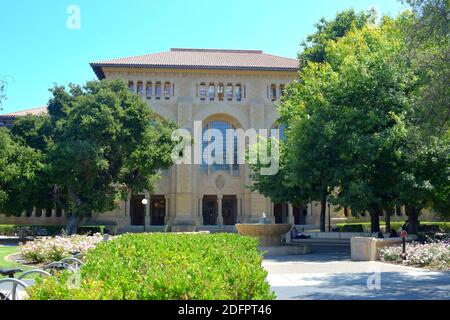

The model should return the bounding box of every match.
[370,207,381,233]
[66,215,81,235]
[320,198,326,232]
[385,209,392,233]
[406,206,420,235]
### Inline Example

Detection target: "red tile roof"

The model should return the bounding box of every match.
[0,106,48,118]
[91,48,299,79]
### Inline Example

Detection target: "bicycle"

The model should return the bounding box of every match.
[0,268,51,300]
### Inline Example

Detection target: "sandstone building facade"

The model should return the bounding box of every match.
[0,48,370,232]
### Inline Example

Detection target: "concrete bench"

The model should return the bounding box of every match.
[351,236,417,261]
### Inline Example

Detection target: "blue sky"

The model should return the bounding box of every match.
[0,0,408,114]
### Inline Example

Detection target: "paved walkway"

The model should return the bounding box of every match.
[263,245,450,300]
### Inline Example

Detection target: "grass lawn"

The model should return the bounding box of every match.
[0,245,31,279]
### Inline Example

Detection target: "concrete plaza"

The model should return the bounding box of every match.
[263,244,450,300]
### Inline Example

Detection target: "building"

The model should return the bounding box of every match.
[0,106,48,128]
[1,48,379,233]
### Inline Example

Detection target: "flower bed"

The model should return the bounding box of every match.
[27,233,275,300]
[19,234,105,263]
[380,240,450,271]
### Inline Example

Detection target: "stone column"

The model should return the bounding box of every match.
[165,196,169,225]
[288,203,295,225]
[145,192,151,227]
[198,197,203,226]
[126,194,131,218]
[217,195,223,226]
[270,202,275,224]
[237,196,242,223]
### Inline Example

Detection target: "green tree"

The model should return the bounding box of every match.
[399,0,449,136]
[299,9,376,68]
[249,142,309,209]
[8,79,177,234]
[249,9,376,232]
[0,128,44,215]
[282,19,421,233]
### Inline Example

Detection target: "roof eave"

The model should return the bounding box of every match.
[90,63,298,78]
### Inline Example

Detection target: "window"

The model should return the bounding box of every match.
[146,81,152,98]
[164,82,171,99]
[269,84,277,101]
[155,82,162,99]
[226,84,233,101]
[128,81,135,93]
[279,84,285,98]
[208,84,215,101]
[235,84,242,101]
[137,81,143,96]
[218,83,224,101]
[201,121,238,173]
[199,83,207,100]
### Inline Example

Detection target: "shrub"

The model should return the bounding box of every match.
[380,240,450,271]
[0,225,107,237]
[334,224,365,232]
[19,234,105,263]
[27,233,275,300]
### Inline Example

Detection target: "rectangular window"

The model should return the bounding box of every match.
[164,82,171,99]
[279,84,285,98]
[208,84,215,101]
[235,84,242,101]
[128,81,135,93]
[137,81,143,96]
[226,84,233,101]
[270,84,277,101]
[146,82,152,98]
[155,82,162,99]
[218,83,224,101]
[199,83,206,100]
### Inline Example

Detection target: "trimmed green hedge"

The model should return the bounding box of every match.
[0,224,106,236]
[334,222,450,233]
[28,233,275,300]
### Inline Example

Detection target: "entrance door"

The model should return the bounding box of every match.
[203,196,218,225]
[130,195,146,226]
[151,195,166,226]
[222,196,237,225]
[293,205,307,225]
[274,203,288,224]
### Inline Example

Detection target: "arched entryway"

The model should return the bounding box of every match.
[293,205,307,225]
[203,195,218,225]
[130,195,146,226]
[274,203,288,224]
[150,195,166,226]
[222,195,237,225]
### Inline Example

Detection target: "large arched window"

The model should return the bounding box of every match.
[201,120,239,174]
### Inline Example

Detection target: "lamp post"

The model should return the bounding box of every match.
[142,198,148,232]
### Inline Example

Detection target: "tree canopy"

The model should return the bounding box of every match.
[1,79,177,233]
[251,4,449,234]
